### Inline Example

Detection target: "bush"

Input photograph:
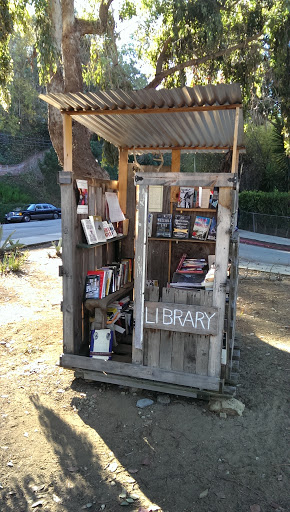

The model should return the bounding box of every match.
[239,190,290,216]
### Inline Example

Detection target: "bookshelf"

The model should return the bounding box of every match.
[77,234,127,249]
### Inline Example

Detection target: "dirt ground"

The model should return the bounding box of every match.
[0,246,289,512]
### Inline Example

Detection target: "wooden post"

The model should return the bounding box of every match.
[168,149,181,282]
[118,148,128,215]
[208,187,232,378]
[231,107,240,174]
[61,114,75,354]
[132,184,148,364]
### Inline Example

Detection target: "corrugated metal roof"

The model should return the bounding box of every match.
[40,84,244,151]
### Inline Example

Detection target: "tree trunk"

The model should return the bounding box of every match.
[47,0,109,179]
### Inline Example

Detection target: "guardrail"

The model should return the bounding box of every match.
[239,210,290,239]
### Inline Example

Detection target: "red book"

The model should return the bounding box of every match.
[87,270,106,298]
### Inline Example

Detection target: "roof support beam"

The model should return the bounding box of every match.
[60,104,243,117]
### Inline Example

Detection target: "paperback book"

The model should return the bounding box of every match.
[191,216,212,240]
[172,214,191,239]
[81,218,98,245]
[156,213,172,238]
[207,217,217,240]
[89,215,107,243]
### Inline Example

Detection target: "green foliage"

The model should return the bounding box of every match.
[241,121,289,192]
[239,190,290,216]
[51,238,62,258]
[38,147,61,202]
[0,181,30,203]
[90,138,118,179]
[0,224,26,274]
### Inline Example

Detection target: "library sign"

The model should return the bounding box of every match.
[144,302,219,335]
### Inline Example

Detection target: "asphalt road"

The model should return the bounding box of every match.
[1,219,289,274]
[1,219,62,246]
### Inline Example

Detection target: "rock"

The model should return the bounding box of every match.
[199,489,209,498]
[157,394,170,405]
[136,399,154,409]
[209,398,245,416]
[220,412,227,419]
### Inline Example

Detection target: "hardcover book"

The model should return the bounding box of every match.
[155,213,172,238]
[172,214,191,239]
[102,220,114,239]
[192,216,212,240]
[85,274,100,299]
[81,218,98,245]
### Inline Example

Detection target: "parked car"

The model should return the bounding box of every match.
[5,203,61,223]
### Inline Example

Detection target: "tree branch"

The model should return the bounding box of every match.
[76,0,114,36]
[145,30,264,90]
[155,36,172,75]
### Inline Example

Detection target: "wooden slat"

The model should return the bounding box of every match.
[118,148,128,215]
[135,172,237,188]
[231,107,240,174]
[170,289,188,371]
[159,288,175,370]
[195,290,212,376]
[61,353,221,391]
[132,184,148,361]
[61,114,75,354]
[144,301,218,335]
[208,187,232,378]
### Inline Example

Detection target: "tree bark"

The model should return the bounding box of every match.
[47,0,110,179]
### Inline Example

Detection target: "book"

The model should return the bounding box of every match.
[207,216,217,240]
[107,220,118,238]
[155,213,172,238]
[172,214,191,239]
[89,215,107,243]
[90,329,113,360]
[178,187,195,208]
[81,218,98,245]
[87,270,106,298]
[85,274,100,299]
[209,187,219,209]
[170,271,206,288]
[200,189,211,209]
[102,220,114,239]
[191,216,212,240]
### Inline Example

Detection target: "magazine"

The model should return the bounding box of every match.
[191,216,212,240]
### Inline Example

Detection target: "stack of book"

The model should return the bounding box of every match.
[84,259,133,300]
[170,254,208,289]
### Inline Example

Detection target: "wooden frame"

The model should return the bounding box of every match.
[57,88,241,397]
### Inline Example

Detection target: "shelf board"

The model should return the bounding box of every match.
[149,237,216,243]
[176,208,217,213]
[77,234,127,249]
[85,281,134,312]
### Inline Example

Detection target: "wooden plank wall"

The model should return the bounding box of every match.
[70,180,119,356]
[143,288,213,376]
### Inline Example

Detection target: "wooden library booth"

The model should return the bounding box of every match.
[40,84,243,398]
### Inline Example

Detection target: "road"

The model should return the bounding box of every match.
[1,220,290,274]
[1,219,62,246]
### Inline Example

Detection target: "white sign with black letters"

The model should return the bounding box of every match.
[144,301,218,335]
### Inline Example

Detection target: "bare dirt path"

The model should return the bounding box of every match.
[0,247,289,512]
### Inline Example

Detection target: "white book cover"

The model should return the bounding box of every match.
[89,215,107,243]
[90,329,113,360]
[81,218,98,244]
